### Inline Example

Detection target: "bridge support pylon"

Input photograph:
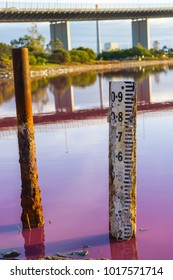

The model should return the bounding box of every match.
[132,19,150,49]
[50,22,71,51]
[96,20,102,54]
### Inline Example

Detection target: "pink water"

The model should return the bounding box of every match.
[1,70,173,259]
[0,111,173,259]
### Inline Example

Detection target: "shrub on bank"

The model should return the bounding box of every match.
[97,44,165,61]
[75,47,97,60]
[36,56,47,65]
[70,49,90,63]
[29,54,37,65]
[49,49,71,64]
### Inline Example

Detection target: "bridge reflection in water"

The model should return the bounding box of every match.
[2,70,173,259]
[1,74,173,136]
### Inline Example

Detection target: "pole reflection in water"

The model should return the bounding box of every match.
[2,64,173,259]
[22,227,45,260]
[137,76,151,106]
[110,237,138,260]
[54,86,74,113]
[98,73,104,108]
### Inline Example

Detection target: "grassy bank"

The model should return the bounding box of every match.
[1,59,173,80]
[29,58,173,78]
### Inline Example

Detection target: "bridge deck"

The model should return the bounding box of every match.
[0,2,173,22]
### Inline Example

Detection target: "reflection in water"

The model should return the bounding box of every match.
[137,76,151,105]
[54,86,74,113]
[0,80,14,105]
[22,227,45,260]
[103,64,170,81]
[0,72,97,114]
[1,65,173,259]
[1,66,173,117]
[98,73,104,108]
[50,73,97,112]
[71,72,97,88]
[32,89,49,114]
[110,238,138,260]
[49,75,71,98]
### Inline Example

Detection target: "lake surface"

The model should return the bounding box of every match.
[0,65,173,259]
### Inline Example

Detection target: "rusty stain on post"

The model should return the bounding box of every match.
[12,48,44,229]
[109,81,136,240]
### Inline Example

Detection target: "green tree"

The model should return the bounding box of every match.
[97,44,153,61]
[47,38,63,53]
[10,23,45,53]
[76,46,97,60]
[70,49,90,63]
[36,56,47,65]
[10,39,19,48]
[29,54,37,65]
[129,44,150,57]
[0,42,11,56]
[49,49,70,64]
[0,42,12,68]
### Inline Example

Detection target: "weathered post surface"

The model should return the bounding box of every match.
[109,81,136,240]
[12,48,44,229]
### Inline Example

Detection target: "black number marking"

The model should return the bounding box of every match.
[118,112,123,122]
[111,91,115,102]
[117,151,123,161]
[118,91,123,102]
[111,112,116,121]
[117,131,122,142]
[111,91,123,103]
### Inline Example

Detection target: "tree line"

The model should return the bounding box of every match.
[98,41,173,61]
[0,24,172,68]
[0,23,97,68]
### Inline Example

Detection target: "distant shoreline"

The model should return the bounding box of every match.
[1,59,173,80]
[30,59,173,78]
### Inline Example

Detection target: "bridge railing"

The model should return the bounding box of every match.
[1,2,173,10]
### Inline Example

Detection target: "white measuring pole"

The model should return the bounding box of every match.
[109,81,136,240]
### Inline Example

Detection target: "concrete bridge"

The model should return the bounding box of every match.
[1,2,173,51]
